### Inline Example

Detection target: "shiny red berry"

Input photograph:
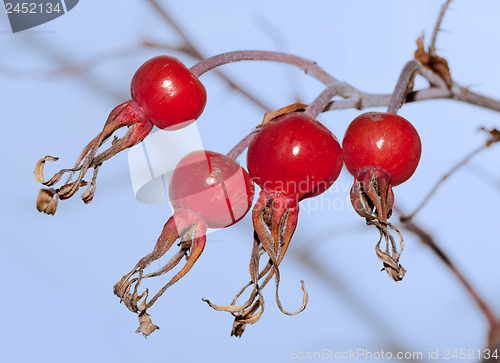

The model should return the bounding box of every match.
[169,150,255,229]
[227,112,343,331]
[342,112,421,186]
[247,112,343,201]
[131,55,207,130]
[34,57,207,215]
[114,150,253,331]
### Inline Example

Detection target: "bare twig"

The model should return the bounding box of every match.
[401,128,500,222]
[394,206,497,330]
[146,0,202,59]
[398,207,500,361]
[226,128,260,160]
[400,144,487,222]
[387,60,420,114]
[190,50,338,86]
[304,82,349,119]
[429,0,454,55]
[292,247,430,363]
[0,45,144,79]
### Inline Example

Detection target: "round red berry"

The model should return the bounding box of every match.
[247,112,343,200]
[169,150,254,229]
[131,56,207,130]
[342,112,421,186]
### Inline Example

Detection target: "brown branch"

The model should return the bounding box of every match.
[400,144,487,222]
[387,60,420,114]
[0,45,145,79]
[394,205,497,331]
[146,0,202,59]
[322,84,500,113]
[429,0,454,55]
[292,247,430,363]
[401,128,500,222]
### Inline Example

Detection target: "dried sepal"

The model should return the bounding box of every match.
[81,165,100,203]
[204,192,308,336]
[350,165,405,282]
[231,293,265,337]
[350,165,394,222]
[114,209,207,336]
[33,156,59,184]
[368,220,406,282]
[136,311,159,338]
[481,127,500,147]
[33,101,153,214]
[260,103,307,128]
[415,35,453,87]
[36,188,59,215]
[58,180,89,198]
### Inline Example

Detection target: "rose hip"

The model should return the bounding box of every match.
[35,56,207,214]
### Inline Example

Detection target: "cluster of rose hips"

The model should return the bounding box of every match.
[34,54,421,337]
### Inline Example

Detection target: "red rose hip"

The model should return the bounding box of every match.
[247,112,343,200]
[342,111,421,282]
[35,55,207,214]
[204,112,343,337]
[131,55,207,130]
[114,149,254,337]
[169,150,254,229]
[342,111,421,186]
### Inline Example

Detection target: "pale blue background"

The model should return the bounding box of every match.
[1,1,500,362]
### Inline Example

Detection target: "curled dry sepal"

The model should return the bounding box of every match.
[203,202,309,337]
[414,35,453,88]
[136,311,159,338]
[343,112,422,282]
[34,155,92,214]
[33,55,207,215]
[113,150,255,337]
[350,166,406,282]
[483,127,500,147]
[204,111,342,336]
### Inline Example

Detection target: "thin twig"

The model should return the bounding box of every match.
[292,247,430,363]
[429,0,454,55]
[394,206,497,331]
[401,144,487,222]
[146,0,202,59]
[226,128,260,160]
[387,60,420,114]
[225,83,500,161]
[304,82,348,119]
[190,50,339,86]
[0,45,145,79]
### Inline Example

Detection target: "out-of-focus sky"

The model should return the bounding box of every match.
[2,1,500,362]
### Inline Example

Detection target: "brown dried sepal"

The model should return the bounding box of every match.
[136,311,159,338]
[35,180,88,215]
[350,166,405,282]
[203,192,308,336]
[415,35,453,88]
[259,103,307,128]
[350,166,394,223]
[368,220,406,282]
[33,100,153,214]
[34,156,59,184]
[36,188,59,215]
[481,127,500,147]
[114,210,207,337]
